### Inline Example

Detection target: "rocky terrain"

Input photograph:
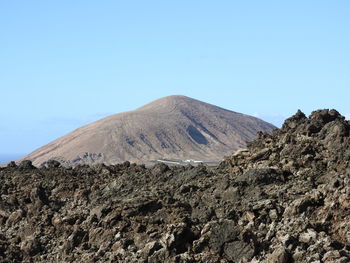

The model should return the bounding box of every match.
[2,109,350,262]
[20,95,275,166]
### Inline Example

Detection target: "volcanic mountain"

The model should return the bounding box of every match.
[22,95,275,166]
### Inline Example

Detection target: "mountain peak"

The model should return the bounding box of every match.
[137,95,196,111]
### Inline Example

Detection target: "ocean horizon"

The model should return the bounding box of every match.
[0,154,24,165]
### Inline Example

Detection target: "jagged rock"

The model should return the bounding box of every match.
[206,220,239,252]
[18,160,35,170]
[6,209,24,226]
[237,168,289,185]
[224,240,255,261]
[265,247,291,263]
[7,161,17,168]
[1,109,350,262]
[46,159,61,168]
[299,228,317,243]
[20,235,42,257]
[152,163,170,176]
[140,241,162,258]
[282,109,306,130]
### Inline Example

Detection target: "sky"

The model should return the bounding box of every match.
[0,1,350,156]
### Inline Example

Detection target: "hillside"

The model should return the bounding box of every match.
[21,95,275,166]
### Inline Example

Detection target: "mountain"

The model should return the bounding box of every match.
[21,95,275,166]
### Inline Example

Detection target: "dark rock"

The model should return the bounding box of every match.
[141,241,162,258]
[63,228,87,254]
[224,240,255,261]
[19,160,35,170]
[122,161,130,167]
[6,209,24,226]
[7,161,17,168]
[309,109,344,124]
[282,109,306,130]
[1,109,350,262]
[168,224,196,254]
[266,247,292,263]
[46,159,61,168]
[30,185,49,205]
[207,220,239,252]
[152,163,170,176]
[237,168,289,185]
[20,236,42,257]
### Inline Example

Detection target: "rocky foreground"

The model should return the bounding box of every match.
[2,109,350,262]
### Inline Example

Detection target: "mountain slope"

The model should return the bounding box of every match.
[22,95,275,166]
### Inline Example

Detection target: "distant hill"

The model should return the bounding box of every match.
[20,95,275,166]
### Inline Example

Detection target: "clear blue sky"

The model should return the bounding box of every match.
[1,1,349,155]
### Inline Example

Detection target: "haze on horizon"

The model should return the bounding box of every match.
[0,1,349,156]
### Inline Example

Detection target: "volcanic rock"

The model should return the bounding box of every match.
[1,109,350,262]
